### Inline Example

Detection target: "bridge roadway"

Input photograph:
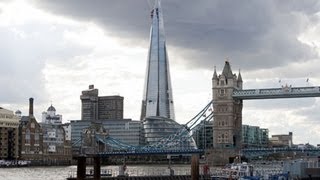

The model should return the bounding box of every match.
[77,149,204,158]
[233,86,320,99]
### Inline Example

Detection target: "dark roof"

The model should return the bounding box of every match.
[222,61,234,78]
[47,105,56,112]
[21,116,29,122]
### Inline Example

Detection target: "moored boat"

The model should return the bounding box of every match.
[0,160,31,167]
[212,162,260,180]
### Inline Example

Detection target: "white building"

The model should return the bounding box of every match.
[42,105,62,124]
[62,123,71,141]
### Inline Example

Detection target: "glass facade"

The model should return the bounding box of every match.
[143,116,197,149]
[70,119,142,152]
[140,1,175,121]
[242,124,269,148]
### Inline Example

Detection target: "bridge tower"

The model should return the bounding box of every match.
[208,61,243,165]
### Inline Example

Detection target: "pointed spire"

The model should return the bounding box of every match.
[213,66,218,79]
[222,60,233,78]
[238,69,242,82]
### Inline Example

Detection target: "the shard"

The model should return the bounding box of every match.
[140,0,175,121]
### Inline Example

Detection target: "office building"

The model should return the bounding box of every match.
[0,107,20,159]
[70,119,142,154]
[140,1,175,121]
[242,125,269,148]
[80,85,123,121]
[192,121,214,150]
[270,132,293,147]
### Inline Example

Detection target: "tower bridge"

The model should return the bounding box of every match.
[207,60,320,165]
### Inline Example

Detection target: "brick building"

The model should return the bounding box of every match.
[19,98,43,162]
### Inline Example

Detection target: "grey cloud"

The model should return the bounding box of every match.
[0,23,91,105]
[32,0,320,72]
[294,102,320,123]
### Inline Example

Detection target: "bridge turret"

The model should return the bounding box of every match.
[237,70,243,89]
[212,66,218,87]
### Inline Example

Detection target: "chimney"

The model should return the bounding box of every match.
[29,98,34,116]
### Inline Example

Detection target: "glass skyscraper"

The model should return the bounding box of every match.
[139,1,196,149]
[140,0,175,121]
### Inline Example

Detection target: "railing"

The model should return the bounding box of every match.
[233,86,320,99]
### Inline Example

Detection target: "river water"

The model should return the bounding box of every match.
[0,162,284,180]
[0,164,193,180]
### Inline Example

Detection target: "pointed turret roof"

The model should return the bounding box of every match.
[213,66,218,79]
[222,61,233,78]
[238,69,243,82]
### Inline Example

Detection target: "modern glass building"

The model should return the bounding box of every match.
[70,119,142,153]
[242,124,269,148]
[140,0,175,121]
[192,121,214,150]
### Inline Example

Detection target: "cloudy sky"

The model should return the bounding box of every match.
[1,0,320,145]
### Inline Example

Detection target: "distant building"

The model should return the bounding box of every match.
[192,123,269,149]
[192,121,214,150]
[80,85,123,121]
[40,123,72,165]
[41,104,62,124]
[242,125,269,148]
[270,132,293,147]
[62,123,71,141]
[70,119,142,154]
[15,110,22,119]
[0,107,20,160]
[40,104,71,164]
[19,98,44,162]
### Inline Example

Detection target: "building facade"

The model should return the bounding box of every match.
[140,1,175,121]
[207,61,243,165]
[19,98,44,162]
[242,125,269,148]
[212,61,243,149]
[70,119,142,154]
[0,107,20,160]
[40,104,72,164]
[98,96,123,120]
[270,132,293,147]
[41,123,72,165]
[80,85,124,121]
[192,121,214,150]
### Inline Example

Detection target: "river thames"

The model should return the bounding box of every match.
[0,164,193,180]
[0,162,285,180]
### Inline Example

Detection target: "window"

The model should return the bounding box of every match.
[219,89,226,96]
